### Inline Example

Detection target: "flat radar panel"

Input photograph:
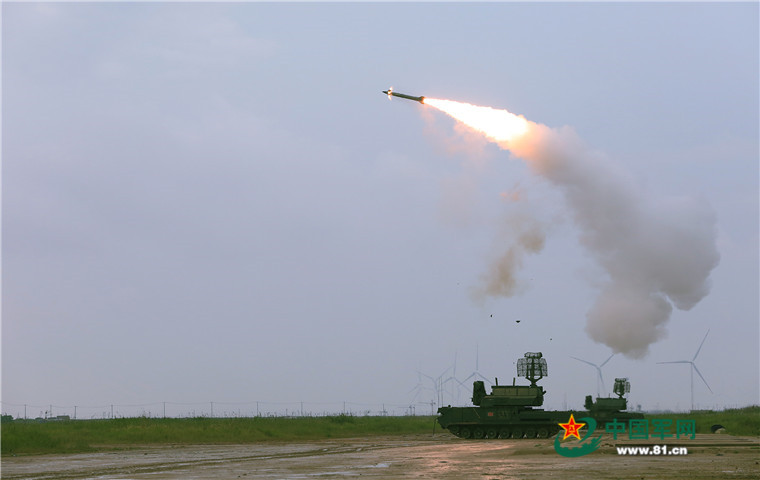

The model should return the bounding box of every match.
[517,352,548,381]
[614,377,631,397]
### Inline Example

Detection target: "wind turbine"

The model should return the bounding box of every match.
[412,352,469,408]
[460,344,493,388]
[419,365,454,409]
[441,351,467,406]
[658,329,713,412]
[570,353,615,398]
[407,371,429,404]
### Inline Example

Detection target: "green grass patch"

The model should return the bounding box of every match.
[645,406,760,436]
[1,415,438,455]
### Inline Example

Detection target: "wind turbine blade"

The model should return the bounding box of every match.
[600,353,615,368]
[476,373,493,385]
[570,356,598,368]
[409,383,431,402]
[692,364,713,393]
[693,330,710,361]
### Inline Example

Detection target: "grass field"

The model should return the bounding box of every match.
[1,414,439,455]
[653,406,760,437]
[2,407,757,456]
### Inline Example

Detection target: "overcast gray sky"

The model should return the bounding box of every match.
[2,2,758,418]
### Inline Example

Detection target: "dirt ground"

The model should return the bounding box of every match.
[1,433,757,479]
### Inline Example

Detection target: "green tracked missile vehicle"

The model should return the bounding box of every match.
[583,377,635,426]
[436,352,643,439]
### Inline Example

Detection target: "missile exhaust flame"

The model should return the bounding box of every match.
[423,98,529,144]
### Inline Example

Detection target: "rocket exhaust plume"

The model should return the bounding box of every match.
[421,96,720,359]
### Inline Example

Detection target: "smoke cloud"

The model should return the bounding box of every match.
[424,98,720,357]
[472,215,546,301]
[500,122,720,358]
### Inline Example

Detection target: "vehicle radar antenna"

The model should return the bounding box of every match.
[517,352,547,387]
[613,378,631,399]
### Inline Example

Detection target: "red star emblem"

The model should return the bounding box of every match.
[558,414,585,440]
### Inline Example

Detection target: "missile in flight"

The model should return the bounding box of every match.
[382,87,425,104]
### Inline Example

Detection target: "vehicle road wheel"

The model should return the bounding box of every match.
[473,428,485,439]
[537,428,549,439]
[512,429,524,439]
[525,428,537,439]
[499,428,511,439]
[460,427,472,439]
[486,428,498,439]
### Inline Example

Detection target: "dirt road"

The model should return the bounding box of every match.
[2,433,757,479]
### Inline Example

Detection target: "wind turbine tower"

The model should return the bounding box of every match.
[657,330,713,412]
[570,353,615,398]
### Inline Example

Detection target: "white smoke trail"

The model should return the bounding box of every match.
[506,122,720,358]
[427,102,720,358]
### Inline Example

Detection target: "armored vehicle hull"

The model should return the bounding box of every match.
[437,405,566,439]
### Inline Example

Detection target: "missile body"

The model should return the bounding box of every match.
[382,89,425,104]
